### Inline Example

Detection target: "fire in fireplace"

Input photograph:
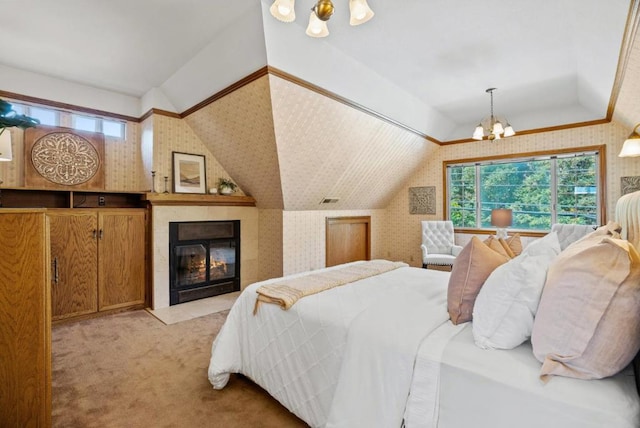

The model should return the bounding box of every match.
[169,220,240,305]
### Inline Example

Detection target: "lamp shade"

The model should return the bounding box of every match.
[503,124,515,137]
[270,0,296,22]
[306,11,329,37]
[619,124,640,157]
[472,125,484,140]
[349,0,374,25]
[0,129,12,161]
[491,208,512,228]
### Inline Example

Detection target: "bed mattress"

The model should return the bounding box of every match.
[405,323,640,428]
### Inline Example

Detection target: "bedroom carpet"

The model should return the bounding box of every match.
[52,309,308,428]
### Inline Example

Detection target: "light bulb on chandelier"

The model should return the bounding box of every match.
[269,0,374,38]
[472,88,515,141]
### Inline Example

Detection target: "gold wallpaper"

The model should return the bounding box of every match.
[384,122,640,268]
[282,209,387,275]
[269,75,440,211]
[183,77,284,208]
[0,107,143,191]
[258,209,284,280]
[613,24,640,128]
[151,115,239,195]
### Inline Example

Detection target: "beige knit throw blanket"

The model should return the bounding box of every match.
[253,260,407,314]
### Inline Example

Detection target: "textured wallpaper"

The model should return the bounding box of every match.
[0,107,143,190]
[151,115,239,195]
[258,208,284,280]
[282,209,387,275]
[269,75,439,211]
[183,77,284,208]
[384,122,640,267]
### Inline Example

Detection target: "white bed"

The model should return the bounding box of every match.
[208,261,640,428]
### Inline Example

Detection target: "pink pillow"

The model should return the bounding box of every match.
[531,235,640,381]
[448,236,510,325]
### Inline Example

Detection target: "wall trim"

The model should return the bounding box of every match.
[0,89,139,123]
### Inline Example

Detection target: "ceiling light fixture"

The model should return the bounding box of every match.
[618,124,640,157]
[472,88,515,141]
[269,0,374,38]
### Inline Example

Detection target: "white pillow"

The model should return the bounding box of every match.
[472,232,561,350]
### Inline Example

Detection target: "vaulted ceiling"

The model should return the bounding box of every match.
[1,0,639,210]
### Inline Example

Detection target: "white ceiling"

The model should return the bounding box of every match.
[0,0,634,142]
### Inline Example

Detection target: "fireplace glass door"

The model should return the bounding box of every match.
[175,244,207,286]
[169,220,240,305]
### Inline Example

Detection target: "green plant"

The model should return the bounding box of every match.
[0,99,40,131]
[217,177,237,190]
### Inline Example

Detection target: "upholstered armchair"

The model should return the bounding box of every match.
[550,223,595,251]
[421,220,463,269]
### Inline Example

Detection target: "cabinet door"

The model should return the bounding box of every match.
[49,211,98,320]
[98,210,146,311]
[0,211,51,427]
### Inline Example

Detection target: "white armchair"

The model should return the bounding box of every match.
[550,223,595,251]
[420,220,463,269]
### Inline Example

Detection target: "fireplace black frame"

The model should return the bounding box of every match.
[169,220,240,305]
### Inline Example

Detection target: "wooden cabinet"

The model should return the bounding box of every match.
[49,209,146,321]
[0,210,51,427]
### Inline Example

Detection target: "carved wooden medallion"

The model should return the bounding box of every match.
[24,126,105,190]
[31,132,99,185]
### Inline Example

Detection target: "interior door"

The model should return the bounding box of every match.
[49,210,98,320]
[325,216,371,267]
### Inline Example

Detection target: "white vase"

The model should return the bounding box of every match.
[219,186,234,195]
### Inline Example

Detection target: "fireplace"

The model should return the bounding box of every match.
[169,220,240,305]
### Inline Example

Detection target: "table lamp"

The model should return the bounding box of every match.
[491,208,513,239]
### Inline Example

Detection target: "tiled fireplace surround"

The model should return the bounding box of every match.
[151,205,259,309]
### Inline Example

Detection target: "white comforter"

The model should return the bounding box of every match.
[208,262,451,427]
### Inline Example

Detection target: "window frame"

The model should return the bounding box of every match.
[443,145,607,236]
[9,102,127,140]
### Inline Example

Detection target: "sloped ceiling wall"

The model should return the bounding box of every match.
[183,73,439,211]
[613,25,640,128]
[183,77,284,209]
[268,75,439,210]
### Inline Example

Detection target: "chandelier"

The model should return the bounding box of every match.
[269,0,375,38]
[472,88,515,141]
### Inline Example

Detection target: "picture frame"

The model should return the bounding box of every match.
[172,152,207,194]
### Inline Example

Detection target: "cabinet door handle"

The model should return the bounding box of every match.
[99,229,103,240]
[53,257,59,285]
[93,229,97,240]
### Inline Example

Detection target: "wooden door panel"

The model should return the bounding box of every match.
[49,211,98,320]
[98,210,146,311]
[326,216,371,267]
[0,211,51,427]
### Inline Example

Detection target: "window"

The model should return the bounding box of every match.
[102,119,125,138]
[72,115,98,132]
[28,106,58,126]
[8,103,126,140]
[71,114,126,139]
[446,148,602,231]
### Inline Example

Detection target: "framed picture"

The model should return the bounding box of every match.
[172,152,207,194]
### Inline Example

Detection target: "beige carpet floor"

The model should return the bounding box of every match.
[52,309,308,428]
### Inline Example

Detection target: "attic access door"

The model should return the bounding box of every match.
[325,216,371,267]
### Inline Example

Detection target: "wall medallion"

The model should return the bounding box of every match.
[24,126,105,190]
[409,186,436,215]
